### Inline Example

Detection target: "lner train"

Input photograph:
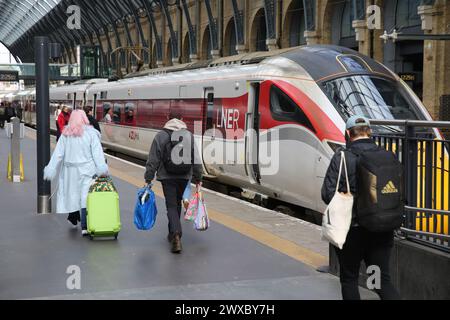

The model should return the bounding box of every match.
[22,45,439,216]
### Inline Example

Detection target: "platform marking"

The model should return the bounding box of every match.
[26,128,327,269]
[108,165,327,268]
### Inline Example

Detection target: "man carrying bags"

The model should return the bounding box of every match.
[144,112,203,254]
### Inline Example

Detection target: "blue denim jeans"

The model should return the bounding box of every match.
[81,208,87,230]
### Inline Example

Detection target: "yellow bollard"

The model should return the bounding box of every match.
[20,153,24,182]
[7,154,12,182]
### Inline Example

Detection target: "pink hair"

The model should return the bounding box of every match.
[62,110,91,137]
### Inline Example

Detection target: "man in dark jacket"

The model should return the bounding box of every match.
[0,102,5,128]
[321,115,400,300]
[5,102,16,123]
[144,112,203,254]
[84,106,101,133]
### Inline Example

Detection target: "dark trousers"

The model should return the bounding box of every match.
[161,179,189,238]
[336,227,401,300]
[56,121,61,141]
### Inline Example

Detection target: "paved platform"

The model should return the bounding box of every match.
[0,128,378,300]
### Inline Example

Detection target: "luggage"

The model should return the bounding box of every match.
[322,151,353,249]
[353,147,404,232]
[87,177,121,240]
[134,185,158,231]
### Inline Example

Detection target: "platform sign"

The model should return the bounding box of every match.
[399,73,416,82]
[0,70,19,82]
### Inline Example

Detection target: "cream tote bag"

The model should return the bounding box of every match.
[322,151,354,250]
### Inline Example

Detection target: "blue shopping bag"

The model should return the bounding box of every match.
[182,180,192,201]
[134,186,158,231]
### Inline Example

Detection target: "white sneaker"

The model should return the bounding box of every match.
[81,230,89,237]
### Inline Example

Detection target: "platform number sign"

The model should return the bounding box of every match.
[0,71,19,82]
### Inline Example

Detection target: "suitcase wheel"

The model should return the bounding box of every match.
[114,234,118,240]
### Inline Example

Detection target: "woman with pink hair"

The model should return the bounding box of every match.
[44,110,109,236]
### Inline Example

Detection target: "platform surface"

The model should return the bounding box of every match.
[0,128,378,300]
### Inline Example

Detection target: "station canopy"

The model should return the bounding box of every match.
[0,0,61,47]
[0,0,159,63]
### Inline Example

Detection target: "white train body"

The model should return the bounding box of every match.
[20,45,435,213]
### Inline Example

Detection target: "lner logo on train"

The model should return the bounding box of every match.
[216,107,240,130]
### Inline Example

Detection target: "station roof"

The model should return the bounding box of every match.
[0,0,155,63]
[0,0,61,47]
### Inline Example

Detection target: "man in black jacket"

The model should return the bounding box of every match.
[144,112,203,254]
[5,102,16,123]
[321,115,400,300]
[84,106,101,133]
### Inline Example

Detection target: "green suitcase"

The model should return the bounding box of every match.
[87,178,121,240]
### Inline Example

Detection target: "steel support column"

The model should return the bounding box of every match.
[204,0,219,56]
[141,0,163,66]
[263,0,277,50]
[160,0,179,63]
[111,0,134,46]
[180,0,198,59]
[231,0,245,52]
[303,0,316,31]
[35,36,51,215]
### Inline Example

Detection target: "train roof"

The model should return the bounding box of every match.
[280,45,396,82]
[122,45,396,85]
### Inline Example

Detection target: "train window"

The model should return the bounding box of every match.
[124,103,136,126]
[102,102,113,123]
[270,85,316,133]
[100,91,107,99]
[323,76,421,124]
[113,104,122,124]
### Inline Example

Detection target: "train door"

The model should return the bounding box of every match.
[202,88,219,177]
[72,93,76,109]
[245,82,261,185]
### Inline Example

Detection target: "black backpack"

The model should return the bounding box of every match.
[162,129,193,175]
[353,147,405,232]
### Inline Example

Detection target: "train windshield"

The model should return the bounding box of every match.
[323,75,422,131]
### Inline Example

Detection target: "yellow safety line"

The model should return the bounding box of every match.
[27,129,328,268]
[109,166,327,268]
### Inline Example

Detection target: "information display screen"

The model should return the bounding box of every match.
[0,70,19,82]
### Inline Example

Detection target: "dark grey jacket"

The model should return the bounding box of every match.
[144,128,203,184]
[321,139,379,225]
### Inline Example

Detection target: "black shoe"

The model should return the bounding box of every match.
[67,216,78,227]
[171,234,182,254]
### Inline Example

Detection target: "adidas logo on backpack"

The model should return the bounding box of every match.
[381,181,399,194]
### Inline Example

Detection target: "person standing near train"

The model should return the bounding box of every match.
[5,102,16,123]
[84,106,101,133]
[321,115,401,300]
[144,112,203,254]
[54,104,62,131]
[44,110,109,236]
[57,106,71,141]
